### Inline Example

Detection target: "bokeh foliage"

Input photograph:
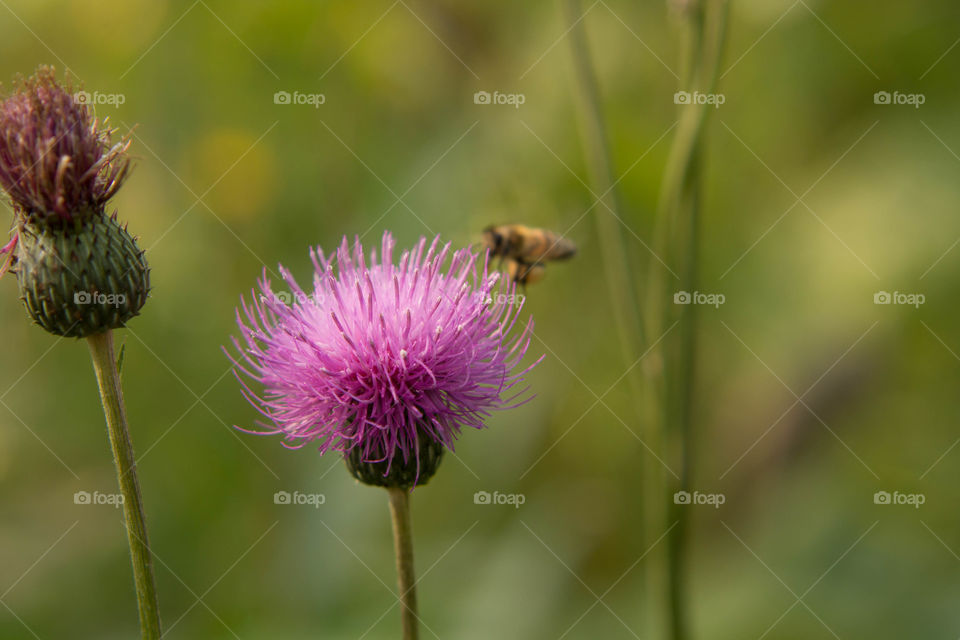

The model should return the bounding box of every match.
[0,1,958,638]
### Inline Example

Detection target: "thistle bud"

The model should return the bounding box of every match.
[0,67,148,337]
[15,213,149,337]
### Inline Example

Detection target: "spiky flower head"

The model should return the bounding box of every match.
[230,232,539,488]
[0,66,130,227]
[0,67,148,337]
[15,213,149,337]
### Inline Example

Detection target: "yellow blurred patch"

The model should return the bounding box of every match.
[70,0,169,56]
[339,7,450,105]
[187,129,276,223]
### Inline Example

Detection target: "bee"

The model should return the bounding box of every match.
[482,224,576,286]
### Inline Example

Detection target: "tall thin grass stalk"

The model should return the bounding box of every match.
[649,2,729,639]
[562,0,668,636]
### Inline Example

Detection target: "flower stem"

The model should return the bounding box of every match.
[387,487,419,640]
[650,3,729,640]
[86,330,162,640]
[562,0,669,636]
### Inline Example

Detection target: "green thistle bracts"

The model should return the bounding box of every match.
[15,213,149,338]
[345,435,445,489]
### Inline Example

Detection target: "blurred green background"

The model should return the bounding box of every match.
[1,0,958,638]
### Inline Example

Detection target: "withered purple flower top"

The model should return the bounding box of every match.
[0,66,130,225]
[230,232,538,483]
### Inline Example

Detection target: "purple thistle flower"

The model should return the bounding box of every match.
[229,232,539,485]
[0,66,130,226]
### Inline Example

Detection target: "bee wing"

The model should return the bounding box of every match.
[541,231,577,261]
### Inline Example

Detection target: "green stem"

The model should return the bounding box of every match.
[650,3,730,640]
[387,487,418,640]
[86,330,162,640]
[562,0,668,636]
[562,0,647,361]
